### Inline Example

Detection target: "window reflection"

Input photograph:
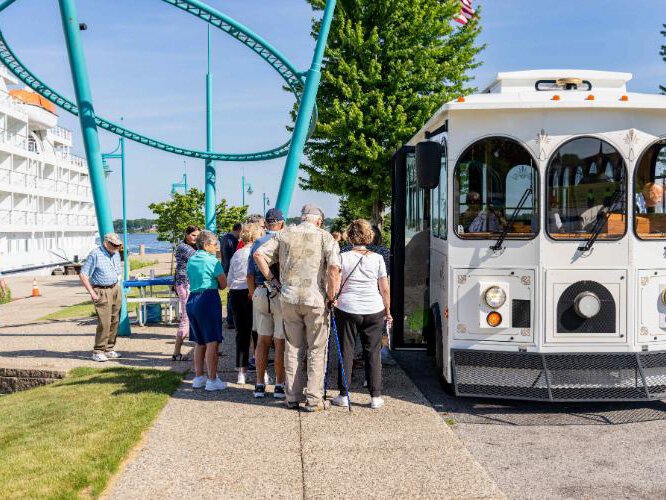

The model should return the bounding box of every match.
[634,140,666,239]
[453,137,538,239]
[547,137,626,240]
[432,145,447,240]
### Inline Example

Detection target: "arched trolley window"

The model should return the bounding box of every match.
[547,137,627,240]
[634,139,666,239]
[454,137,539,239]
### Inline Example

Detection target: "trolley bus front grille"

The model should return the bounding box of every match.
[452,350,666,401]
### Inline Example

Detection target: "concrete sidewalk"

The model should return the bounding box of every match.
[107,335,504,499]
[1,274,504,498]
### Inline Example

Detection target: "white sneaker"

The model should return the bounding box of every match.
[370,397,385,409]
[331,394,349,407]
[205,377,228,391]
[92,352,108,362]
[237,372,246,385]
[192,375,207,389]
[106,351,121,359]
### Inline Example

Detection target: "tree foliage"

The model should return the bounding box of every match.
[112,218,156,233]
[148,188,247,244]
[299,0,483,224]
[661,24,666,94]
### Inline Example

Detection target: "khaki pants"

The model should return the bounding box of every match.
[280,302,328,406]
[93,284,122,353]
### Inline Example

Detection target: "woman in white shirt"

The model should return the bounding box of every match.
[226,222,263,384]
[332,219,391,410]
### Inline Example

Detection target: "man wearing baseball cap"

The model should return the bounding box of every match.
[247,208,286,398]
[80,232,123,362]
[254,204,341,411]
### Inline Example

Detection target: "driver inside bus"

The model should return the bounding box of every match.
[460,191,505,233]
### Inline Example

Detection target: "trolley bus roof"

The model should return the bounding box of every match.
[408,69,666,145]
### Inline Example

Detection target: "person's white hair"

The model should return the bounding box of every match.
[301,213,322,224]
[196,230,218,250]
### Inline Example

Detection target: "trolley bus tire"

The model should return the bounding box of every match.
[439,372,456,396]
[431,304,444,371]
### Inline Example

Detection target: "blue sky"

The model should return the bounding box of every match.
[1,0,665,219]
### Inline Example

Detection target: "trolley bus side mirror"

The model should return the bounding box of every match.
[416,140,442,189]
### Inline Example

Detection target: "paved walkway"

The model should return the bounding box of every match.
[1,271,504,498]
[107,334,504,499]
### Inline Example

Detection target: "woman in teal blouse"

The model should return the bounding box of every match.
[186,230,228,392]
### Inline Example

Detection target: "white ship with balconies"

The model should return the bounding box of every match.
[0,65,97,275]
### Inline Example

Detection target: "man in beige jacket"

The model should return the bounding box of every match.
[253,204,341,411]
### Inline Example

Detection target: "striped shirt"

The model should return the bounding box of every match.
[174,242,197,286]
[81,245,121,286]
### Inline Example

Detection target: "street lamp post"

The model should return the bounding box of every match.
[101,128,130,337]
[171,161,188,196]
[242,171,253,206]
[263,193,270,215]
[102,135,127,281]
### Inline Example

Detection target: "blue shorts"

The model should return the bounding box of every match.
[186,289,223,345]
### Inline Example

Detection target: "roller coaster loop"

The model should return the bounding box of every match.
[0,0,317,162]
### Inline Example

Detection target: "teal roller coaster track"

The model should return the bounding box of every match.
[0,0,316,162]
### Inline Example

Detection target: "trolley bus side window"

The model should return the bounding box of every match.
[634,140,666,240]
[547,137,627,241]
[453,137,539,240]
[432,142,447,239]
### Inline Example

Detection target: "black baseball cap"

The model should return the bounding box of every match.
[265,208,284,222]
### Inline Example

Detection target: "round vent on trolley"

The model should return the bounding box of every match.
[556,281,615,333]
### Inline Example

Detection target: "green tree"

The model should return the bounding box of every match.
[299,0,483,226]
[148,188,247,244]
[661,24,666,94]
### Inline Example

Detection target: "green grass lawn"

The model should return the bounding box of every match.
[129,257,159,271]
[0,367,183,498]
[40,301,96,321]
[38,286,228,321]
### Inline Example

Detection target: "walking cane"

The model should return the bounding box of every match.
[322,310,332,403]
[330,305,352,412]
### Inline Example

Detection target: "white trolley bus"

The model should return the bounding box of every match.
[390,70,666,401]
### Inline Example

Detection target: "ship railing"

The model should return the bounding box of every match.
[0,209,94,227]
[0,127,27,150]
[0,88,26,115]
[54,149,87,169]
[47,126,72,143]
[39,178,56,191]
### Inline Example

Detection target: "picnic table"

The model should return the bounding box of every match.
[123,277,179,326]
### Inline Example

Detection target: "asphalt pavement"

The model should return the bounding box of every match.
[394,350,666,500]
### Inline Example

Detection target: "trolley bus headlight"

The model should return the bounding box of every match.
[484,286,507,309]
[574,291,601,319]
[661,289,666,307]
[486,311,502,327]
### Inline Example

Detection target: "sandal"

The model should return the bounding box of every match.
[171,354,189,361]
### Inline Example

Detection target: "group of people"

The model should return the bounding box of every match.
[80,203,392,411]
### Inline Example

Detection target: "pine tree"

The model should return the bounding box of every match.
[299,0,483,225]
[661,24,666,94]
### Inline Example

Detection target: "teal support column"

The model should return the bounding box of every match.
[275,0,337,214]
[58,0,113,237]
[204,26,216,232]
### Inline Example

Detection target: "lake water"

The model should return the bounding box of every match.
[97,233,172,255]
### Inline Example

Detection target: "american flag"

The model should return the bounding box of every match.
[454,0,475,25]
